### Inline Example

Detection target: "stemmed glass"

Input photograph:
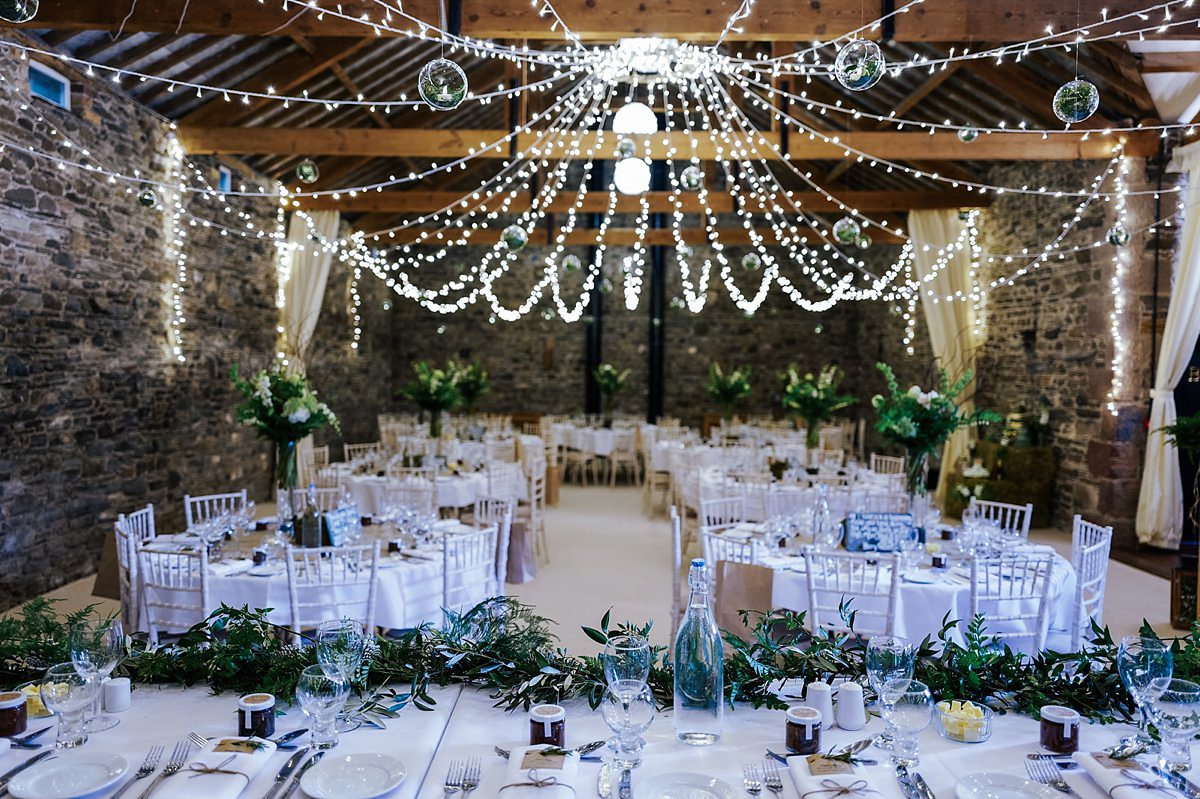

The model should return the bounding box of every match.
[1117,635,1173,747]
[600,683,656,769]
[1145,678,1200,772]
[40,663,101,749]
[68,617,124,732]
[601,635,651,696]
[295,665,350,750]
[866,635,915,750]
[879,678,933,767]
[316,619,367,733]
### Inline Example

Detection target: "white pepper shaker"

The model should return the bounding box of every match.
[835,681,867,730]
[804,681,835,730]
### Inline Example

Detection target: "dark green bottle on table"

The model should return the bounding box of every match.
[297,483,323,548]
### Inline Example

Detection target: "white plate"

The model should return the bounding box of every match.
[247,565,284,577]
[640,772,739,799]
[955,772,1060,799]
[8,751,128,799]
[901,570,939,584]
[301,753,407,799]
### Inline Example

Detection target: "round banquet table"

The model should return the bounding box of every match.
[698,467,898,521]
[10,673,1143,799]
[754,541,1077,650]
[337,469,526,514]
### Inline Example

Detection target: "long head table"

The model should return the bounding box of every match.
[7,679,1143,799]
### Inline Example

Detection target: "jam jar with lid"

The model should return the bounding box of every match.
[529,703,566,747]
[1039,705,1080,754]
[238,693,276,738]
[0,692,27,737]
[785,706,822,755]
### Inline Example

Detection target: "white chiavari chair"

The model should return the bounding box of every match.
[473,498,514,595]
[1069,515,1113,650]
[486,437,517,463]
[442,525,498,625]
[869,453,906,475]
[486,462,523,502]
[114,504,156,631]
[300,445,331,485]
[670,506,684,639]
[183,490,247,529]
[284,542,380,644]
[344,441,382,462]
[277,486,343,514]
[802,550,900,636]
[765,489,810,520]
[386,463,437,482]
[137,545,210,645]
[966,498,1035,543]
[700,496,746,535]
[608,429,641,486]
[521,454,548,564]
[858,491,910,514]
[969,552,1054,655]
[702,531,758,567]
[815,449,846,469]
[385,479,435,515]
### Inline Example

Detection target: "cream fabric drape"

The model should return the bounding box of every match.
[1136,141,1200,548]
[908,210,984,503]
[282,210,339,484]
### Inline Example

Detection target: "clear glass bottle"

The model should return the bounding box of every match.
[298,483,323,548]
[673,558,724,745]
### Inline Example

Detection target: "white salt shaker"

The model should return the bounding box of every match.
[103,677,131,713]
[804,682,835,730]
[835,681,867,730]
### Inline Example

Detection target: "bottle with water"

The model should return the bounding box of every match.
[673,558,724,745]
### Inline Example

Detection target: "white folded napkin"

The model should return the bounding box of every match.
[154,738,276,799]
[788,758,895,799]
[497,744,579,799]
[210,560,253,577]
[1078,753,1180,799]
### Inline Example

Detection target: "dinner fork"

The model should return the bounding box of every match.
[460,757,481,798]
[1025,753,1080,797]
[108,745,163,799]
[443,759,464,797]
[762,759,785,796]
[136,739,191,799]
[743,763,763,796]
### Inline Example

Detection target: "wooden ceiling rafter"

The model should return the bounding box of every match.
[140,36,289,108]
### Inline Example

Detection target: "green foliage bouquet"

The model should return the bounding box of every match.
[230,364,340,489]
[448,359,490,415]
[706,363,753,421]
[397,361,462,438]
[594,363,631,428]
[872,362,999,495]
[779,364,857,449]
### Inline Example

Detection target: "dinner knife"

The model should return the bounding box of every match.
[279,752,324,799]
[0,750,55,791]
[259,746,310,799]
[895,766,921,799]
[597,763,612,799]
[617,768,632,799]
[911,769,937,799]
[1149,764,1200,799]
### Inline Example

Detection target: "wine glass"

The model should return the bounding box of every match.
[599,682,656,769]
[1145,678,1200,772]
[866,635,914,750]
[601,635,651,695]
[68,617,124,732]
[1117,636,1173,746]
[316,619,367,733]
[880,678,933,767]
[40,663,101,749]
[295,665,350,750]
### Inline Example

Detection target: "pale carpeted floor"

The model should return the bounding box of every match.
[30,484,1177,653]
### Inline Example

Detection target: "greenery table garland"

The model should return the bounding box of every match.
[0,597,1175,727]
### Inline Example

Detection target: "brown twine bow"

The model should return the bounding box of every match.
[802,779,878,799]
[185,755,250,784]
[1109,770,1180,799]
[499,769,577,795]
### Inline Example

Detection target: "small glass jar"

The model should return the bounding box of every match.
[931,553,948,570]
[0,691,28,737]
[785,706,822,755]
[238,693,276,739]
[1039,705,1080,754]
[529,703,566,747]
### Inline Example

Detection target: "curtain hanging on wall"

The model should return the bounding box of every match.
[1136,141,1200,549]
[908,209,984,503]
[282,210,340,485]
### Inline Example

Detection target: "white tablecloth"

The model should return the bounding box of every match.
[342,472,493,513]
[32,679,1143,799]
[763,545,1077,649]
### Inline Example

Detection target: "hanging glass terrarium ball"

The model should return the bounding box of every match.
[1052,79,1099,124]
[0,0,37,23]
[615,138,637,160]
[856,233,872,249]
[542,309,555,321]
[561,254,582,272]
[136,187,158,208]
[669,297,686,310]
[1106,222,1130,246]
[680,165,704,191]
[957,128,979,143]
[834,39,884,91]
[501,225,528,251]
[833,216,862,245]
[599,277,614,294]
[295,158,320,184]
[418,58,468,111]
[742,253,762,271]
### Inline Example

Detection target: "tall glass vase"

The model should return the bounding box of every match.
[276,439,299,521]
[905,448,931,531]
[805,419,821,450]
[428,409,443,439]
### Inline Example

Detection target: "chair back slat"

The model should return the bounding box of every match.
[1071,515,1113,649]
[869,453,906,475]
[966,498,1034,543]
[969,552,1055,654]
[137,546,210,644]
